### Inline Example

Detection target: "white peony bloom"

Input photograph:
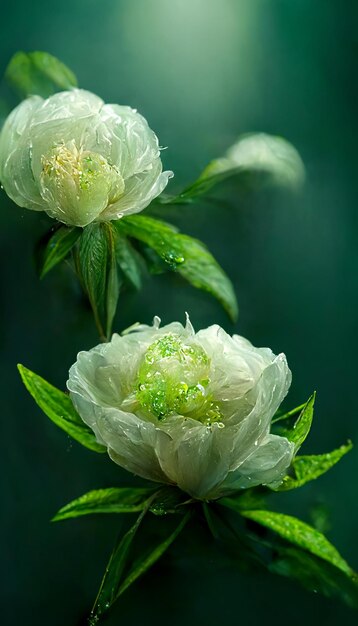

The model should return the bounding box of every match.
[209,133,305,189]
[67,316,294,499]
[0,89,173,227]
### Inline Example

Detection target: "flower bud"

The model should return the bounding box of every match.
[68,316,294,499]
[0,89,173,227]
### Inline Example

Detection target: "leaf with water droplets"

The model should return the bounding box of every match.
[240,509,353,576]
[116,215,238,321]
[275,392,315,451]
[272,441,353,491]
[269,544,358,608]
[213,501,358,607]
[149,486,190,515]
[18,364,105,453]
[53,487,158,521]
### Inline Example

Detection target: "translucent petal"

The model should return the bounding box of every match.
[222,353,292,465]
[196,325,281,421]
[30,89,103,124]
[97,407,170,483]
[89,104,161,179]
[212,434,294,497]
[97,162,173,221]
[0,96,45,210]
[219,133,305,189]
[155,418,231,498]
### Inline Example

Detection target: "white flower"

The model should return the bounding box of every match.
[0,89,173,227]
[67,316,294,499]
[209,133,305,189]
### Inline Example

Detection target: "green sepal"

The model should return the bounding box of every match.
[5,50,77,99]
[116,215,238,322]
[74,222,120,340]
[17,364,105,453]
[52,487,158,521]
[273,441,353,491]
[37,224,81,278]
[240,509,353,576]
[149,486,191,516]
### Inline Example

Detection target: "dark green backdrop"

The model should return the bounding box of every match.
[1,1,357,625]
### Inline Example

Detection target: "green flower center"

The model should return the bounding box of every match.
[136,333,223,426]
[41,141,125,214]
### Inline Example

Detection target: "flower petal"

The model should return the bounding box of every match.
[212,433,294,496]
[98,162,173,221]
[0,96,45,210]
[92,104,161,179]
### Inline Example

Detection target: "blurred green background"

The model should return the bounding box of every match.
[1,1,358,624]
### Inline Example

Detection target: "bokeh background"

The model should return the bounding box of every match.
[1,1,357,624]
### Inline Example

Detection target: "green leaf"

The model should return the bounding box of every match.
[38,225,81,278]
[240,509,353,576]
[116,215,238,321]
[53,487,158,521]
[273,441,353,491]
[269,545,358,609]
[156,133,305,205]
[17,364,105,453]
[115,234,143,290]
[117,511,190,597]
[74,223,120,340]
[5,50,77,98]
[91,504,190,622]
[211,502,358,607]
[218,487,268,513]
[277,392,315,450]
[158,165,241,205]
[202,503,265,571]
[90,502,151,623]
[271,401,306,424]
